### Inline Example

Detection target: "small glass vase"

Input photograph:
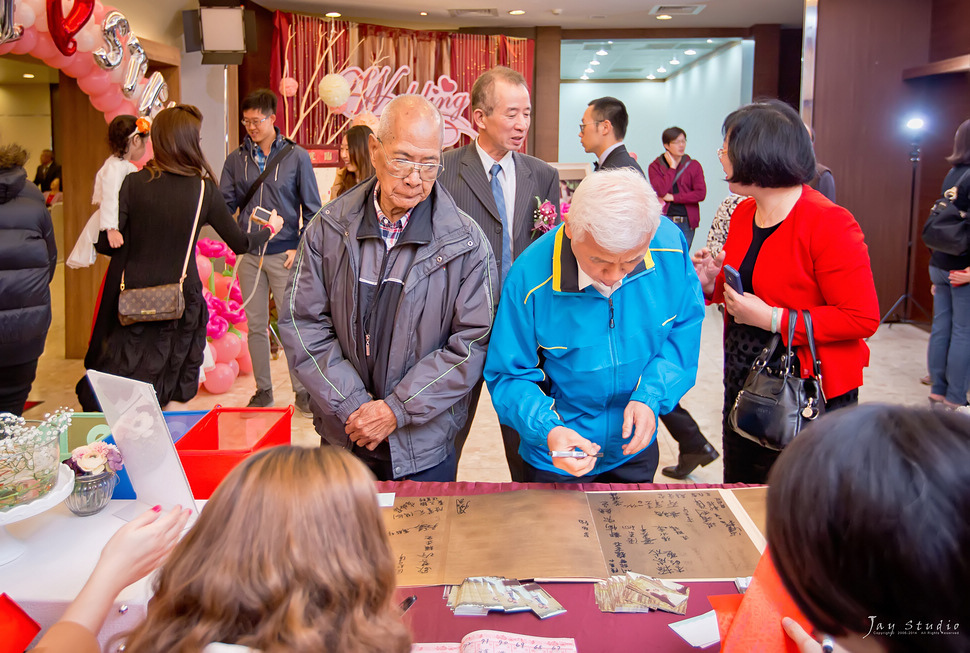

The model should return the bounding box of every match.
[65,471,117,517]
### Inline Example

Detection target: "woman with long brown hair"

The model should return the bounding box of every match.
[33,447,411,653]
[76,105,282,410]
[330,124,375,199]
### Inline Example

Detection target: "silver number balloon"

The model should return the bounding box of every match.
[0,0,23,45]
[93,10,129,70]
[138,71,169,117]
[122,35,147,97]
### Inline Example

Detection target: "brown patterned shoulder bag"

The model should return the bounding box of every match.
[118,181,205,326]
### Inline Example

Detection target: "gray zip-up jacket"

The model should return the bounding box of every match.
[279,178,498,477]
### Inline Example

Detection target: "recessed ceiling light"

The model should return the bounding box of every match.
[325,12,341,17]
[669,58,680,65]
[584,67,594,73]
[646,74,656,80]
[656,14,672,20]
[684,49,696,55]
[657,66,667,73]
[508,9,525,15]
[590,60,600,66]
[419,11,427,16]
[596,49,608,56]
[22,73,34,79]
[707,39,714,43]
[580,74,589,80]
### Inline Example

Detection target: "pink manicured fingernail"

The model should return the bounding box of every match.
[152,505,162,513]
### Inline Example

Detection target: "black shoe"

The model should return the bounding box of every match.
[661,443,719,480]
[294,392,312,417]
[247,388,273,408]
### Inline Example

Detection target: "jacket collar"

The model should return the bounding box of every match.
[243,128,287,159]
[0,167,27,204]
[551,225,654,293]
[358,185,435,246]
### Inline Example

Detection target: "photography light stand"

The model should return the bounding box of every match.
[879,128,931,326]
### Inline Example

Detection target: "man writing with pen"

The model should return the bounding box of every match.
[484,168,705,482]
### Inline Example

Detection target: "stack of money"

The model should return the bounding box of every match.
[594,571,689,614]
[444,577,566,619]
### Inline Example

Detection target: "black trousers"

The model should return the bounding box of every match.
[356,445,458,482]
[522,440,660,484]
[659,403,709,453]
[454,377,529,482]
[0,359,39,416]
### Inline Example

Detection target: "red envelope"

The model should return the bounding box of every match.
[0,593,41,653]
[710,550,814,653]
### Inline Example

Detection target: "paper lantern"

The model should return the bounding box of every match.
[318,73,350,108]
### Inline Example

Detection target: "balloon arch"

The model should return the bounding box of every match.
[0,0,172,135]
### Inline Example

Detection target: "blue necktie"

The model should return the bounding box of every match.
[490,163,513,279]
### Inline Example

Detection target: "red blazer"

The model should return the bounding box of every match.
[713,186,880,398]
[647,154,707,228]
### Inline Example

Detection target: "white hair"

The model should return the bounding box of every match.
[567,168,662,253]
[375,94,444,145]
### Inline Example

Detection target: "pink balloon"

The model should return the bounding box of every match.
[43,51,73,70]
[91,88,123,112]
[0,42,15,56]
[102,101,136,124]
[63,52,94,78]
[202,363,235,394]
[196,255,213,283]
[92,1,106,25]
[78,69,111,96]
[31,32,57,59]
[236,345,253,375]
[10,29,37,55]
[227,359,239,376]
[211,332,242,364]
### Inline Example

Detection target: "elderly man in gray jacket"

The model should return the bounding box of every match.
[280,95,498,481]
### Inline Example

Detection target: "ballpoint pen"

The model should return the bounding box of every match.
[550,450,604,458]
[399,595,417,614]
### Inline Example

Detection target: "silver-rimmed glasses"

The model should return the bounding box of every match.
[377,138,443,181]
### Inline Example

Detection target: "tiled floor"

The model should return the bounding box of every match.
[29,263,933,484]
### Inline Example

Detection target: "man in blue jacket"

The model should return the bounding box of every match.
[220,89,322,412]
[484,168,704,482]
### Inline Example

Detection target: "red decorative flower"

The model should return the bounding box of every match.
[532,197,558,236]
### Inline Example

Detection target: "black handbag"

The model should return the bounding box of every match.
[922,169,970,256]
[118,181,205,326]
[728,310,825,451]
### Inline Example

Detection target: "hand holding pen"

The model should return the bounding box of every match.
[546,426,600,477]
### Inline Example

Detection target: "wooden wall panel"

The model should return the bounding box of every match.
[750,24,780,100]
[813,0,931,318]
[534,26,561,163]
[929,0,970,62]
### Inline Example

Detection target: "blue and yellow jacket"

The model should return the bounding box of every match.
[484,219,705,475]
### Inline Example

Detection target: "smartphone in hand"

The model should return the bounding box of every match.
[723,264,743,294]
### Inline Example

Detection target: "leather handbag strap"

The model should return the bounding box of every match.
[179,180,206,286]
[802,309,822,379]
[121,179,206,292]
[671,159,692,188]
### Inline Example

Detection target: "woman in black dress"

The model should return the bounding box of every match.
[77,105,283,410]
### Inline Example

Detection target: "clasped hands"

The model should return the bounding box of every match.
[346,399,398,450]
[546,401,656,477]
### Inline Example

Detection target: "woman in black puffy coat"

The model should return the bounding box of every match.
[0,143,56,415]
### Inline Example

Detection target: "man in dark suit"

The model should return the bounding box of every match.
[438,66,560,481]
[581,96,719,481]
[33,149,61,193]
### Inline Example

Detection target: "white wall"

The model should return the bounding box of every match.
[664,41,746,247]
[0,84,52,181]
[557,41,753,252]
[179,47,232,178]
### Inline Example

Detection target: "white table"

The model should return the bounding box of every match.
[2,500,194,649]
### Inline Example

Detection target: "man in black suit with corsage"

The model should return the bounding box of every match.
[438,65,560,481]
[580,96,720,481]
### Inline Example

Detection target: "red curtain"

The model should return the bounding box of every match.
[270,12,533,150]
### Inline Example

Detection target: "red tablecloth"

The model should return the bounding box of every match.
[380,481,754,651]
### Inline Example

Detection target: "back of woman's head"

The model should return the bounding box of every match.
[347,125,375,180]
[107,115,138,158]
[120,446,410,653]
[722,100,816,188]
[148,105,216,181]
[767,404,970,653]
[946,118,970,166]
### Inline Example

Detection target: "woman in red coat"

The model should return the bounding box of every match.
[693,101,880,483]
